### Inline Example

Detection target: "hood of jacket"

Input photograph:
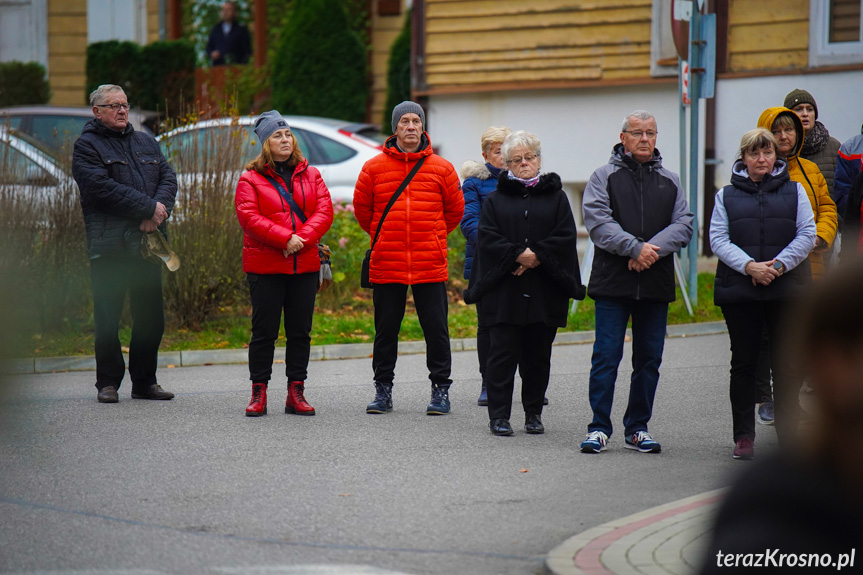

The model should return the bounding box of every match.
[730,158,790,194]
[460,159,500,181]
[383,132,432,161]
[609,142,664,171]
[81,118,135,139]
[757,107,804,161]
[496,171,562,196]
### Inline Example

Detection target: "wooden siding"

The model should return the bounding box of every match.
[48,0,87,106]
[147,0,160,43]
[370,0,407,126]
[422,0,654,92]
[726,0,809,72]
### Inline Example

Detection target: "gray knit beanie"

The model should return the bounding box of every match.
[784,89,818,120]
[254,110,290,144]
[391,101,425,134]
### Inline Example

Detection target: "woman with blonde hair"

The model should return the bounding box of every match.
[709,127,815,459]
[460,125,510,406]
[235,110,334,417]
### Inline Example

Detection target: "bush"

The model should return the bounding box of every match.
[0,61,51,107]
[140,41,196,114]
[272,0,368,121]
[382,11,412,130]
[86,40,195,112]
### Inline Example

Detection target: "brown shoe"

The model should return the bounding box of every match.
[131,384,174,400]
[97,386,119,403]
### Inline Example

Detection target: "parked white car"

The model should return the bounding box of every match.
[157,115,384,201]
[0,125,69,190]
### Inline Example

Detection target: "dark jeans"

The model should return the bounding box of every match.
[477,324,489,387]
[247,272,318,383]
[587,298,669,437]
[721,301,800,444]
[90,256,164,392]
[486,322,557,420]
[372,282,451,387]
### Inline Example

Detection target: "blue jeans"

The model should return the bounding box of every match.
[587,298,668,437]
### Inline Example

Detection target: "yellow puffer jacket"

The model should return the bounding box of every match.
[757,107,838,279]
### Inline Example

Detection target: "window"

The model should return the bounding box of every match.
[30,116,88,153]
[0,140,57,186]
[306,132,357,164]
[810,0,863,66]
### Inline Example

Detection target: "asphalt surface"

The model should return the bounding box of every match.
[0,333,771,575]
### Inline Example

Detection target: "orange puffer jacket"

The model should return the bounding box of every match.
[353,133,464,285]
[235,159,333,275]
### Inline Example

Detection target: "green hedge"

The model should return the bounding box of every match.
[85,40,195,111]
[272,0,368,121]
[0,61,51,107]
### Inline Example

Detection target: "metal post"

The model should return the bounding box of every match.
[687,0,701,307]
[678,58,689,282]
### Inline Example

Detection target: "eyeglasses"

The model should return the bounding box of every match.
[96,103,130,111]
[623,130,658,139]
[507,154,539,165]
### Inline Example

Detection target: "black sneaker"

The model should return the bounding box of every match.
[426,384,450,415]
[366,383,393,414]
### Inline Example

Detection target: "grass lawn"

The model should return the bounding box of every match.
[23,273,723,357]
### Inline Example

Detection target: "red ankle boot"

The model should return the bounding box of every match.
[245,383,267,416]
[286,381,315,416]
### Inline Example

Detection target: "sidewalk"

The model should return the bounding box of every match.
[2,321,728,375]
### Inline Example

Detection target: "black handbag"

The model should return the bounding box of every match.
[263,173,332,290]
[361,156,427,288]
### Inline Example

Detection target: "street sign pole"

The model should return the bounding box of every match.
[687,1,702,306]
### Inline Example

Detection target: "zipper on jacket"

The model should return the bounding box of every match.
[758,186,765,262]
[405,157,412,284]
[636,165,644,301]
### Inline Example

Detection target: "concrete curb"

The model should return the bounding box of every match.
[2,321,727,375]
[544,489,726,575]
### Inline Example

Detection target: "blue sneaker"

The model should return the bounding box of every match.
[426,385,450,415]
[580,430,608,453]
[625,431,662,453]
[366,383,393,414]
[756,401,774,425]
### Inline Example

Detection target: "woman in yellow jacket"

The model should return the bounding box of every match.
[757,107,837,278]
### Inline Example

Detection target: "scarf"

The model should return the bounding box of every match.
[801,121,830,156]
[507,170,541,187]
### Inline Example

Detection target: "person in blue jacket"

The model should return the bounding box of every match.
[460,126,510,406]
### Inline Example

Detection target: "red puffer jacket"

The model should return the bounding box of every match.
[353,133,464,285]
[235,159,333,274]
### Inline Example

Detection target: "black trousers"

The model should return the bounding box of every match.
[247,272,318,384]
[372,282,452,386]
[755,323,773,403]
[477,324,490,386]
[90,256,164,392]
[721,301,800,444]
[485,322,557,420]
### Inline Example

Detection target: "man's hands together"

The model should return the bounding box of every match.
[628,242,660,272]
[140,202,168,232]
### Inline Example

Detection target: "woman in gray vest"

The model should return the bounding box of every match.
[709,127,816,461]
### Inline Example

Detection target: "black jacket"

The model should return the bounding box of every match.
[583,144,693,303]
[72,119,177,259]
[463,172,585,328]
[714,166,811,305]
[206,21,251,66]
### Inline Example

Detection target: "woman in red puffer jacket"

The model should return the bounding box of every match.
[235,110,333,418]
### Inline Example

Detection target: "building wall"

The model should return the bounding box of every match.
[726,0,809,72]
[48,0,88,106]
[370,0,407,128]
[422,0,654,92]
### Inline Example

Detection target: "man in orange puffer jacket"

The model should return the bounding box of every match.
[353,101,464,416]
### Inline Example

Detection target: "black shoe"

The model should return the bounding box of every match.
[131,384,174,400]
[366,382,393,414]
[489,418,514,436]
[97,386,118,403]
[524,413,544,434]
[477,384,488,406]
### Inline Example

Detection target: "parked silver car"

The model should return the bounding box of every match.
[157,115,384,201]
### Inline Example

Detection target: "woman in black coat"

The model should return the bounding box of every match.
[464,130,585,436]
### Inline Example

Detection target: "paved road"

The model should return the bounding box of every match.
[0,333,773,574]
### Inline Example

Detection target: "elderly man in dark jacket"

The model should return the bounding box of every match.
[72,84,178,403]
[579,110,694,454]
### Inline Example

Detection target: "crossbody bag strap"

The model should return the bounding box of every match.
[263,173,308,224]
[371,155,427,251]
